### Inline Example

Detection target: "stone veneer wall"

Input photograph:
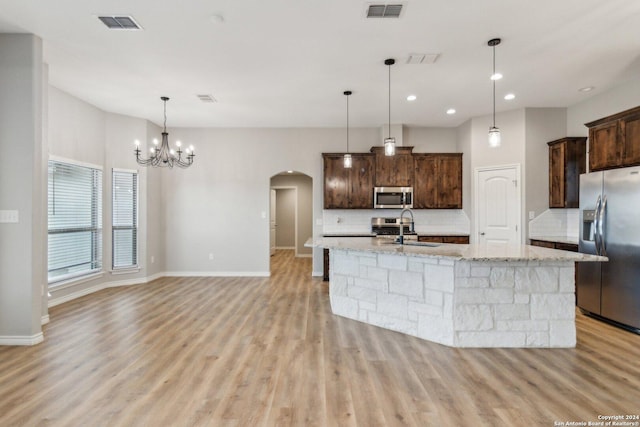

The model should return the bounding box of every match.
[329,249,576,348]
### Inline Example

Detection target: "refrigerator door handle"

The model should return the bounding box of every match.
[599,195,608,257]
[594,195,602,255]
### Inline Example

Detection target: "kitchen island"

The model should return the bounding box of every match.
[306,237,606,348]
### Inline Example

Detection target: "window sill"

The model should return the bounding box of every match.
[110,267,141,276]
[49,271,105,291]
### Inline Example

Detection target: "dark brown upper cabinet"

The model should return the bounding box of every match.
[413,153,463,209]
[548,137,586,208]
[323,153,374,209]
[586,105,640,171]
[370,146,414,187]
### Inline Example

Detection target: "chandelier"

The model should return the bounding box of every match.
[135,96,195,168]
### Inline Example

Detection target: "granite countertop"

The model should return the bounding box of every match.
[306,237,606,262]
[529,236,579,245]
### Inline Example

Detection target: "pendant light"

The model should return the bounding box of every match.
[343,90,353,168]
[384,58,396,156]
[488,38,501,148]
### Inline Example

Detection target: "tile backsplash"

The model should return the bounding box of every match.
[528,209,579,239]
[322,209,470,235]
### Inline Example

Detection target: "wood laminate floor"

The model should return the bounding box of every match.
[1,250,639,426]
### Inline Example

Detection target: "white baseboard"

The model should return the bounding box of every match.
[49,282,105,308]
[164,271,270,277]
[312,271,324,277]
[296,253,313,258]
[275,246,295,250]
[0,332,44,346]
[41,315,50,325]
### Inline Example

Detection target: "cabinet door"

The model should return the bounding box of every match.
[437,154,463,208]
[413,155,437,208]
[621,112,640,166]
[323,155,349,209]
[349,154,374,209]
[589,122,620,171]
[548,143,565,208]
[373,147,414,187]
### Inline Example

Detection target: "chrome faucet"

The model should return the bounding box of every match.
[398,208,415,245]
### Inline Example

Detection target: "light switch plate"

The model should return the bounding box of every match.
[0,210,19,223]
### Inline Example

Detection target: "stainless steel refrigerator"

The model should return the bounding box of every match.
[578,166,640,332]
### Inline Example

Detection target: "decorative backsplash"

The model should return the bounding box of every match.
[322,209,470,235]
[529,209,579,239]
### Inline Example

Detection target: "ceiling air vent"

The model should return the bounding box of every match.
[366,3,404,18]
[196,94,217,103]
[406,53,440,65]
[98,15,142,30]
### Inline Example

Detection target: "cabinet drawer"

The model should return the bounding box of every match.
[530,239,555,248]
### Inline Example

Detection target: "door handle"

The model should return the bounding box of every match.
[599,195,607,257]
[594,196,601,255]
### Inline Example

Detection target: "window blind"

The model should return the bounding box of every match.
[112,170,138,269]
[48,160,103,283]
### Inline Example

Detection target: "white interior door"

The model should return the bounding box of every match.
[270,189,277,256]
[476,165,521,245]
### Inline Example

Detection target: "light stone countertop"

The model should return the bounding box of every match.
[529,235,579,245]
[306,237,606,262]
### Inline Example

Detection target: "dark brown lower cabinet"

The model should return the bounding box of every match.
[417,235,469,244]
[529,239,578,252]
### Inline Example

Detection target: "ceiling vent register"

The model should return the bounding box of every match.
[196,94,217,103]
[366,4,404,18]
[98,16,142,30]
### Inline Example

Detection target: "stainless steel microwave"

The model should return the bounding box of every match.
[373,187,413,209]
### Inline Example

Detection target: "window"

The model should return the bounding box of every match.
[48,159,103,283]
[112,169,138,269]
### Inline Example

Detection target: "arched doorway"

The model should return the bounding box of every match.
[269,172,313,273]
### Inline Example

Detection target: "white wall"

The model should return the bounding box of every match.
[47,87,164,304]
[524,108,567,235]
[0,34,45,344]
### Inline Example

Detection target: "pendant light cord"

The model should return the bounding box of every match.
[492,44,496,128]
[388,62,391,138]
[163,99,168,133]
[346,94,350,153]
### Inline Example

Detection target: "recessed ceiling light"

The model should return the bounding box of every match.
[490,73,503,81]
[504,93,515,100]
[579,86,595,92]
[446,108,456,115]
[287,170,293,174]
[406,95,417,101]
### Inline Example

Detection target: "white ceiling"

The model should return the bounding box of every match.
[1,0,639,129]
